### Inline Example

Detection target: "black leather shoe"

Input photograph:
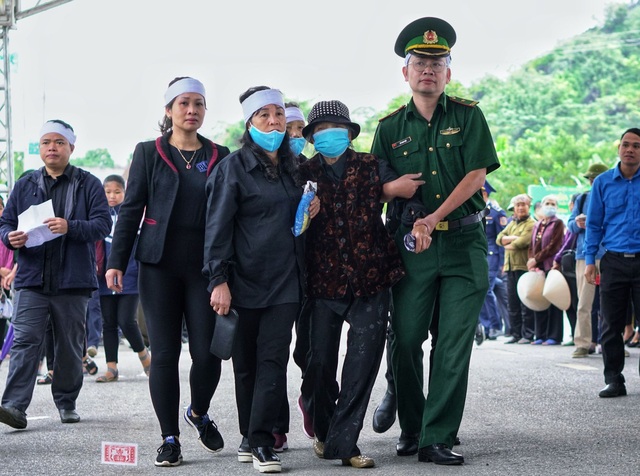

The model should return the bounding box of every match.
[59,409,80,423]
[396,431,419,456]
[0,405,27,429]
[598,382,627,398]
[372,388,396,433]
[238,437,251,463]
[474,323,485,346]
[251,446,281,472]
[418,443,464,465]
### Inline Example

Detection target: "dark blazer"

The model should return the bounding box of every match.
[107,133,229,273]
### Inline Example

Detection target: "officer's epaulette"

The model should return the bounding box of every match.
[448,96,478,107]
[378,105,406,122]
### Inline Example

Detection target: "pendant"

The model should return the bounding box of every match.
[186,164,192,170]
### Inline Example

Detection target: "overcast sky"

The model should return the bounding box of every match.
[8,0,618,166]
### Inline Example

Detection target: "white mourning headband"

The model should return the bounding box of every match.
[242,89,284,124]
[40,121,76,145]
[285,106,305,124]
[164,78,206,106]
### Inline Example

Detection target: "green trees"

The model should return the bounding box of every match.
[71,148,115,168]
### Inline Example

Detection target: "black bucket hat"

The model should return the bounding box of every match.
[302,100,361,141]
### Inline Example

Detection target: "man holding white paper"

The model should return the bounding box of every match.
[0,120,111,429]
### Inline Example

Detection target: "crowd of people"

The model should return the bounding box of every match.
[0,14,639,474]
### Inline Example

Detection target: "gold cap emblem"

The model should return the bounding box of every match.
[423,30,438,44]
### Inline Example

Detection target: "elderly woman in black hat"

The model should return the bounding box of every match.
[297,100,405,469]
[203,86,319,474]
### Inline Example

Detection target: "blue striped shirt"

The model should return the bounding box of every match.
[584,163,640,265]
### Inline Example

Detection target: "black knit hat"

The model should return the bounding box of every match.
[302,100,361,141]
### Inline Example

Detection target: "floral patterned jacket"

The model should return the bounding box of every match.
[299,149,405,299]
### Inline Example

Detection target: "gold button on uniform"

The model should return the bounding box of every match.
[436,194,441,199]
[446,143,451,148]
[429,147,434,152]
[432,170,437,175]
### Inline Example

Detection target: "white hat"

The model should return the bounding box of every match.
[542,269,571,311]
[517,271,550,312]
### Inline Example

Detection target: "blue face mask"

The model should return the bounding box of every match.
[249,125,286,152]
[290,137,306,156]
[313,128,350,158]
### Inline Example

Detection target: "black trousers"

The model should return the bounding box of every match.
[138,229,221,439]
[233,303,298,447]
[600,253,640,384]
[301,291,388,459]
[100,293,145,363]
[533,305,564,342]
[273,298,312,434]
[507,270,535,340]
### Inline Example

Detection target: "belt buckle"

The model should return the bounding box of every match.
[624,253,636,258]
[435,221,448,231]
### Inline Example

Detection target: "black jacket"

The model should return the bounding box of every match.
[107,133,229,272]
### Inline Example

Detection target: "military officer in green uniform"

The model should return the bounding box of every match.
[372,17,500,465]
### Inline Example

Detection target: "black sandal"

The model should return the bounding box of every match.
[37,371,53,385]
[83,357,98,375]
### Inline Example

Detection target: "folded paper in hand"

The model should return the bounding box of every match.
[17,200,61,248]
[210,308,239,360]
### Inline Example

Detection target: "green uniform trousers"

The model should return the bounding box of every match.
[391,221,488,449]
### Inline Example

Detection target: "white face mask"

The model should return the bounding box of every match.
[542,205,557,217]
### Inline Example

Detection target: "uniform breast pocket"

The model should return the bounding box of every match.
[391,141,422,173]
[436,133,463,160]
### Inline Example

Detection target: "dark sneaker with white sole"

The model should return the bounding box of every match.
[184,404,224,452]
[155,436,183,467]
[252,446,281,473]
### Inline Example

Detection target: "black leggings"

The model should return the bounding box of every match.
[99,293,145,363]
[138,253,221,438]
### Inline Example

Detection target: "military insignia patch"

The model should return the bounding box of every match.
[423,30,438,44]
[500,216,508,226]
[392,137,412,149]
[439,127,460,135]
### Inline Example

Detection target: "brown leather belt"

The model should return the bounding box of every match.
[434,208,489,231]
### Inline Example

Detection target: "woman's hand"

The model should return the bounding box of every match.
[210,282,232,315]
[105,269,124,293]
[308,196,320,219]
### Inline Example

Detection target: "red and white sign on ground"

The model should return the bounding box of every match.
[101,441,138,466]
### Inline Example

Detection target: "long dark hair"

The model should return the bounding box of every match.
[239,86,299,183]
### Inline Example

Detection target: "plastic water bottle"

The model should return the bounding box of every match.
[403,232,416,252]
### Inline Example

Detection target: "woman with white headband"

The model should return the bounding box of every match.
[203,86,319,474]
[105,76,231,467]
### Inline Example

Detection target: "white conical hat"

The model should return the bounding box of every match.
[543,269,571,311]
[517,271,550,312]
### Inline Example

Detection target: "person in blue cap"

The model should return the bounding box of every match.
[372,16,499,465]
[479,180,508,341]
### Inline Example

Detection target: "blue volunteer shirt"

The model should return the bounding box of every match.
[584,164,640,265]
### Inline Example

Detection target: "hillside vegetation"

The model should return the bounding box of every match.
[213,2,639,207]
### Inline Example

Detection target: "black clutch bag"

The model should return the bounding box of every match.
[209,308,239,360]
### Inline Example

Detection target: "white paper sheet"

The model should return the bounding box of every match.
[17,200,62,248]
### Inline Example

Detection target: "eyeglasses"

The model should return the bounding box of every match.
[408,60,447,73]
